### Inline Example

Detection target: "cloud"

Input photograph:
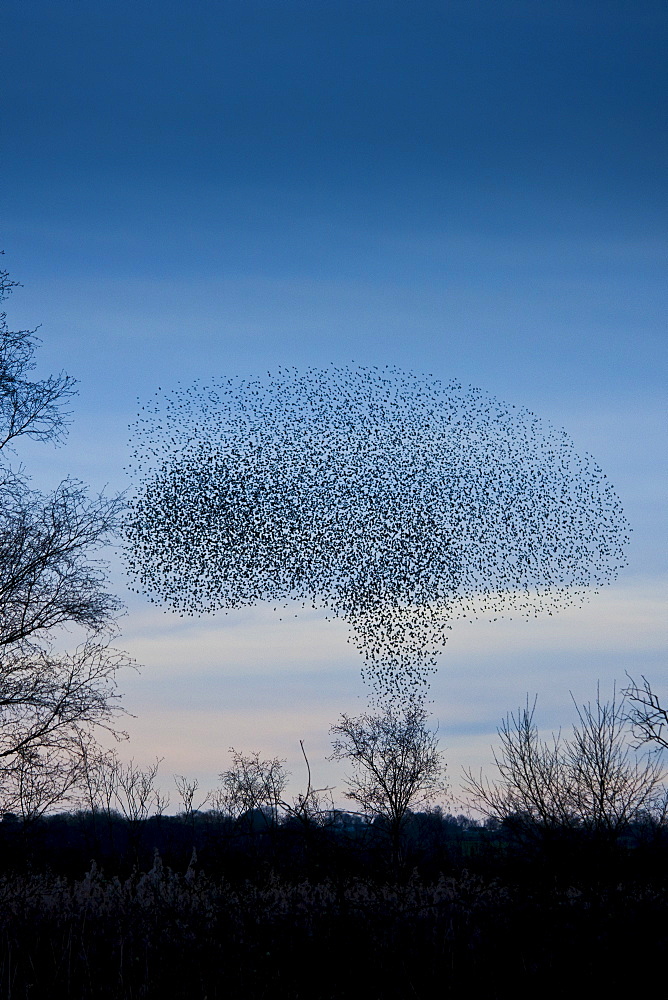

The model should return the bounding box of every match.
[121,603,353,679]
[444,580,667,658]
[121,578,666,678]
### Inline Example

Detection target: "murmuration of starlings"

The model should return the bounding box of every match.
[124,366,630,706]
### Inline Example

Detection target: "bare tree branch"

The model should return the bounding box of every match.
[0,479,123,649]
[624,674,668,753]
[0,641,132,761]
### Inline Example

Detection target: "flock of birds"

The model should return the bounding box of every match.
[125,366,630,705]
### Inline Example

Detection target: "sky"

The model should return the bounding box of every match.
[2,0,666,808]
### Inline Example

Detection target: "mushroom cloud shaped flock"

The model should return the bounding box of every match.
[125,367,630,703]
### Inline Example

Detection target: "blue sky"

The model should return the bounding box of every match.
[2,0,666,804]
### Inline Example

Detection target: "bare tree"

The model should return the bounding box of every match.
[281,740,334,831]
[174,774,210,821]
[463,697,575,839]
[624,674,668,754]
[213,742,334,838]
[174,773,210,852]
[0,641,130,764]
[76,742,161,853]
[330,706,448,865]
[0,480,122,650]
[0,745,83,826]
[113,757,166,824]
[75,752,169,860]
[464,687,666,846]
[0,257,76,451]
[218,749,288,831]
[76,740,122,819]
[567,688,664,836]
[0,260,129,811]
[73,737,119,849]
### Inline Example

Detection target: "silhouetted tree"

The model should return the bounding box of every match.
[218,748,288,831]
[113,756,167,857]
[174,773,209,823]
[330,705,447,865]
[464,687,666,848]
[0,259,130,817]
[280,740,334,832]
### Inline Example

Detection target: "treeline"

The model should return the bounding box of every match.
[2,797,667,881]
[0,803,485,878]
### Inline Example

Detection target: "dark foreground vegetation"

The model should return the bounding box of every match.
[1,809,667,999]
